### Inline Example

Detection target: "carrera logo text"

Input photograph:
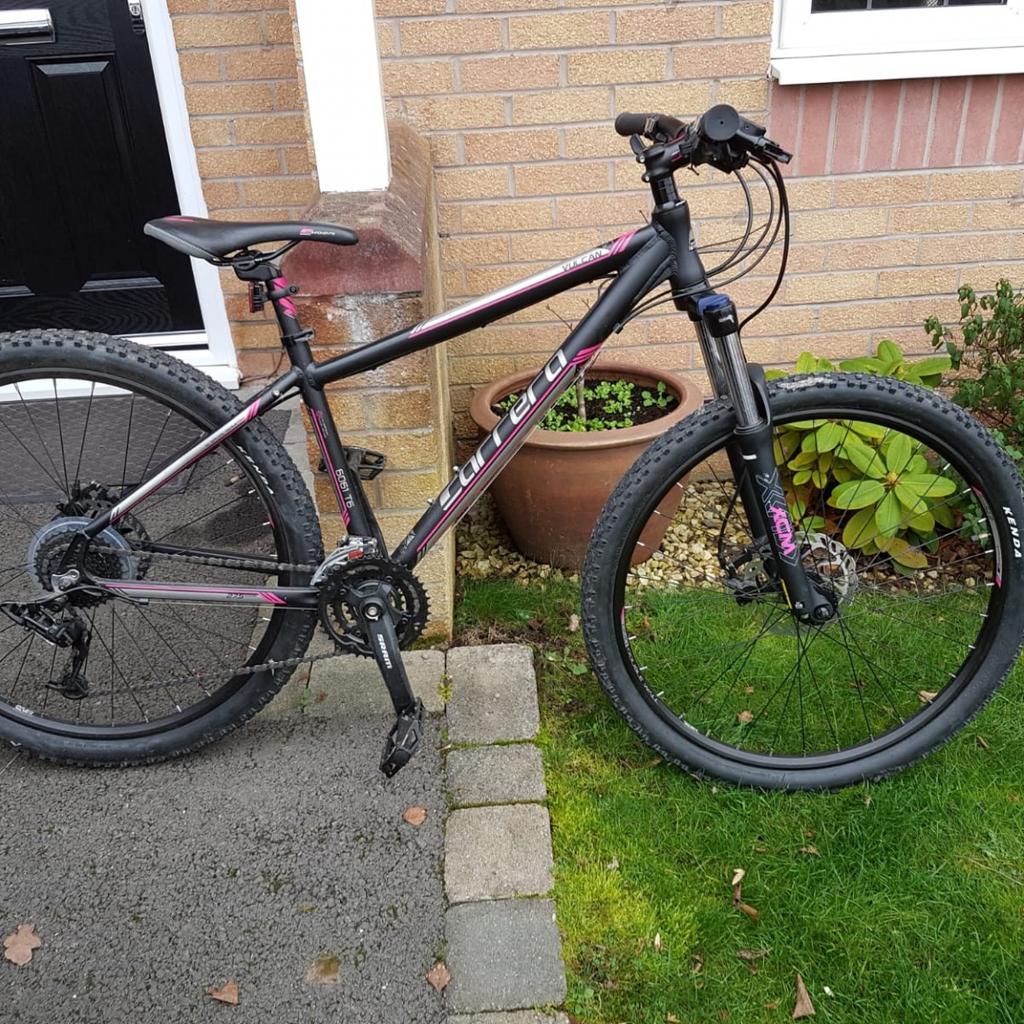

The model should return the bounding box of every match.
[439,351,570,512]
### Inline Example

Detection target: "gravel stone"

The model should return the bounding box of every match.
[445,804,554,903]
[447,644,539,743]
[447,744,547,806]
[446,900,567,1013]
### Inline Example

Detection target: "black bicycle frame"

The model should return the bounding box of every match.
[79,198,820,617]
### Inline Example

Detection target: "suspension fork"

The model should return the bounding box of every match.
[695,297,834,623]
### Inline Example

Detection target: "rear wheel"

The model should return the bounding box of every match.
[583,373,1024,789]
[0,330,323,765]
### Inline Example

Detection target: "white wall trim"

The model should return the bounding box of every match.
[141,0,239,388]
[294,0,390,193]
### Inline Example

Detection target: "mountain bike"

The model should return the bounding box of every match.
[1,104,1021,789]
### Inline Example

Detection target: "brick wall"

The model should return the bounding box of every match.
[372,1,1024,450]
[167,0,317,384]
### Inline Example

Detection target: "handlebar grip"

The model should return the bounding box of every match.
[614,112,653,137]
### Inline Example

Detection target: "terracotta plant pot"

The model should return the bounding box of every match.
[469,361,703,569]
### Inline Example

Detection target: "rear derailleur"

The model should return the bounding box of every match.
[0,600,92,699]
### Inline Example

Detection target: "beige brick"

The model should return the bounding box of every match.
[449,354,519,385]
[890,203,971,234]
[283,145,313,175]
[168,0,209,11]
[436,166,511,201]
[672,42,768,78]
[508,227,609,262]
[190,117,232,147]
[377,20,397,57]
[825,238,919,271]
[776,334,873,364]
[275,81,303,110]
[178,50,222,82]
[202,180,241,209]
[198,146,281,178]
[263,13,293,45]
[464,128,560,164]
[738,305,817,339]
[959,262,1024,288]
[460,200,555,233]
[337,431,439,471]
[401,17,501,55]
[971,199,1024,229]
[381,60,454,96]
[186,82,275,115]
[242,176,317,207]
[460,54,560,92]
[564,125,625,158]
[380,471,442,509]
[617,6,717,44]
[614,83,713,118]
[877,267,958,298]
[465,263,548,293]
[210,0,279,10]
[375,0,445,13]
[230,321,281,350]
[173,14,262,47]
[557,193,648,228]
[567,49,667,86]
[234,114,307,144]
[441,235,510,267]
[450,323,564,356]
[367,390,435,429]
[794,208,889,242]
[785,271,877,305]
[406,94,507,130]
[834,174,932,207]
[720,77,770,113]
[818,299,907,332]
[320,394,366,431]
[429,133,462,166]
[930,170,1023,201]
[508,11,609,49]
[515,160,608,197]
[722,1,773,37]
[455,0,557,9]
[512,88,610,126]
[223,46,297,81]
[785,179,834,210]
[931,232,1012,264]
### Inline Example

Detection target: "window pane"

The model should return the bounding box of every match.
[812,0,1005,9]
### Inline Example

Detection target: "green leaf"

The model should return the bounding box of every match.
[901,473,958,498]
[874,490,903,537]
[895,481,929,511]
[829,479,886,509]
[793,469,812,486]
[813,422,846,452]
[788,450,819,470]
[788,419,826,430]
[840,439,886,478]
[908,355,951,378]
[907,508,935,533]
[876,535,929,569]
[932,502,956,529]
[877,339,902,366]
[794,352,819,373]
[848,420,887,440]
[885,433,913,475]
[811,468,829,489]
[842,505,879,549]
[838,357,885,374]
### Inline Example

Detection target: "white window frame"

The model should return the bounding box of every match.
[770,0,1024,84]
[138,0,239,389]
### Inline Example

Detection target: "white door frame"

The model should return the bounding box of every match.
[138,0,239,389]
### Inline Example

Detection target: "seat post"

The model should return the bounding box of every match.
[233,259,309,358]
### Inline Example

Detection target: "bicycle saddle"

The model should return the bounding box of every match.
[144,216,358,261]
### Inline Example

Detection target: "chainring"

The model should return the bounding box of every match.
[318,557,429,656]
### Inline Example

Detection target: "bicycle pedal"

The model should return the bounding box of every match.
[346,447,387,481]
[380,699,424,778]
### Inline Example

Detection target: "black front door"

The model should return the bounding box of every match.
[0,0,203,335]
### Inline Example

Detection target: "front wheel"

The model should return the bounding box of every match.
[582,373,1024,790]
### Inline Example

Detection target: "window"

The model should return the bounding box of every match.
[770,0,1024,83]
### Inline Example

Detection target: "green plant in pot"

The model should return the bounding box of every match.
[469,361,702,569]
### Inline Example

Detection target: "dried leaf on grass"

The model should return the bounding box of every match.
[653,932,663,952]
[207,980,239,1005]
[736,902,760,922]
[731,869,760,921]
[976,735,990,750]
[402,806,427,827]
[426,961,450,992]
[737,710,754,724]
[3,924,41,966]
[918,690,939,704]
[792,973,816,1019]
[568,614,580,632]
[731,868,746,887]
[305,954,340,985]
[737,948,769,962]
[798,845,820,857]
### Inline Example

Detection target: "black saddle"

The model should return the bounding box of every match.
[144,216,358,261]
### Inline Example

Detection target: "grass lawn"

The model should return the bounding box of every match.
[455,578,1024,1024]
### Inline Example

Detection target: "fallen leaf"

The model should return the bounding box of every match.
[207,980,239,1005]
[1008,792,1021,803]
[606,858,620,871]
[745,686,755,694]
[736,902,760,922]
[426,961,450,992]
[305,953,340,985]
[718,1011,731,1021]
[976,735,990,750]
[667,1015,680,1023]
[737,948,770,962]
[823,986,834,997]
[691,954,704,974]
[568,614,580,632]
[863,794,872,806]
[803,829,815,839]
[653,932,663,952]
[792,973,815,1019]
[737,710,754,724]
[402,806,427,827]
[731,867,747,887]
[764,1002,780,1011]
[798,845,820,857]
[917,690,938,704]
[3,924,41,966]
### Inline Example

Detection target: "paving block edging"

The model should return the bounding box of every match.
[440,644,568,1024]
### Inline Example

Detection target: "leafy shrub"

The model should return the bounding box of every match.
[499,377,676,433]
[927,279,1024,451]
[768,341,956,568]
